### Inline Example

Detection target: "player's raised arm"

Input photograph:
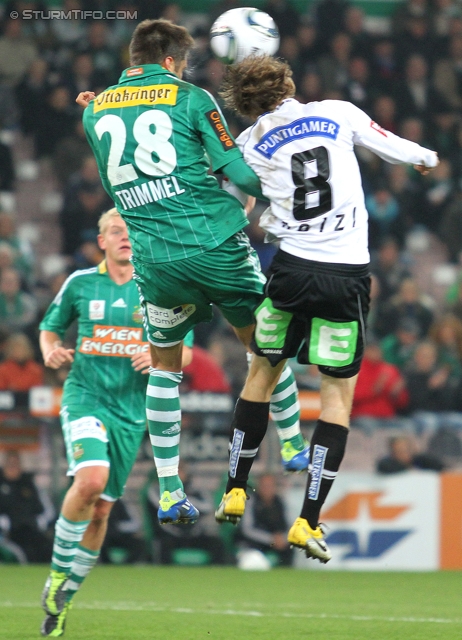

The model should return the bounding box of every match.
[344,101,439,170]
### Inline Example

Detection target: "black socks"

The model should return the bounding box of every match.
[300,419,349,529]
[226,397,270,493]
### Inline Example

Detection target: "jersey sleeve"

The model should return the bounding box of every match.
[343,102,438,167]
[183,330,194,349]
[82,105,114,199]
[39,276,79,339]
[191,89,243,172]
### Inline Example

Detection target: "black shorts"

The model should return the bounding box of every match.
[251,250,371,378]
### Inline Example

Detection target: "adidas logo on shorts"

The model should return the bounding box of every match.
[153,331,166,339]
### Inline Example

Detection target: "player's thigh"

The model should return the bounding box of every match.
[102,422,146,501]
[61,407,110,478]
[131,256,212,346]
[256,251,371,376]
[192,231,266,329]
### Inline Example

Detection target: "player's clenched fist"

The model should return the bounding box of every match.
[76,91,95,108]
[44,346,75,369]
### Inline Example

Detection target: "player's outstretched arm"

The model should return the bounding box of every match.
[345,102,439,170]
[40,330,75,369]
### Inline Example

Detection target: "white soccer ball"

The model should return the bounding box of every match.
[210,7,280,65]
[237,549,272,571]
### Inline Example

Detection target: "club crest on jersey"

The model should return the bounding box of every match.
[132,305,144,324]
[255,117,340,159]
[89,300,105,320]
[146,303,196,328]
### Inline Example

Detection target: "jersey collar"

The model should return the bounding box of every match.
[98,260,107,274]
[118,64,177,84]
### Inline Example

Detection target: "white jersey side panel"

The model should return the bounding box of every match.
[238,99,437,265]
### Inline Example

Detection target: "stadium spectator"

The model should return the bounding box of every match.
[0,141,14,193]
[366,185,405,250]
[0,19,38,88]
[388,164,423,230]
[263,0,301,38]
[351,342,408,421]
[237,474,293,567]
[0,267,38,334]
[370,39,399,95]
[344,6,373,59]
[65,53,107,101]
[0,450,54,562]
[295,20,323,63]
[439,189,462,262]
[0,212,33,282]
[394,55,448,122]
[395,17,436,65]
[59,156,111,255]
[433,33,462,109]
[344,56,374,112]
[373,95,398,135]
[315,0,350,45]
[404,341,458,412]
[377,278,435,339]
[182,345,231,393]
[376,435,445,473]
[15,59,50,139]
[52,120,91,187]
[420,158,455,232]
[381,317,420,369]
[317,32,352,94]
[77,22,120,87]
[370,238,411,308]
[429,314,462,377]
[0,333,44,392]
[34,85,77,159]
[298,71,323,104]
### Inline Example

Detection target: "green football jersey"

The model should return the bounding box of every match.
[40,261,149,429]
[83,64,248,264]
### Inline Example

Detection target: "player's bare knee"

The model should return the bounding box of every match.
[74,473,107,505]
[92,499,113,524]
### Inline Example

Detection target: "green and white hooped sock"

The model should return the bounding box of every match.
[246,354,304,452]
[146,369,184,497]
[65,545,100,602]
[51,515,90,575]
[271,364,305,451]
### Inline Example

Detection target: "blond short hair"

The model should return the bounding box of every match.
[98,208,123,234]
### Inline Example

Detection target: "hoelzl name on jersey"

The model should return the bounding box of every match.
[255,117,340,159]
[114,176,185,210]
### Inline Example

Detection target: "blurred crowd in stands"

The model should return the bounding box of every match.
[1,0,462,429]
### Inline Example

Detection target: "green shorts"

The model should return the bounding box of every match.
[132,231,266,345]
[61,405,145,501]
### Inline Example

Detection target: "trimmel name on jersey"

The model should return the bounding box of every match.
[114,176,185,210]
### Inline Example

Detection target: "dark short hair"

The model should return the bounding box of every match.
[129,19,194,66]
[220,55,295,119]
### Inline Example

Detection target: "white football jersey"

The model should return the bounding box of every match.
[236,99,438,265]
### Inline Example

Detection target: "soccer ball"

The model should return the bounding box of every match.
[210,7,280,65]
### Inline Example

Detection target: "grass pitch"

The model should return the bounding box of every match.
[0,566,461,639]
